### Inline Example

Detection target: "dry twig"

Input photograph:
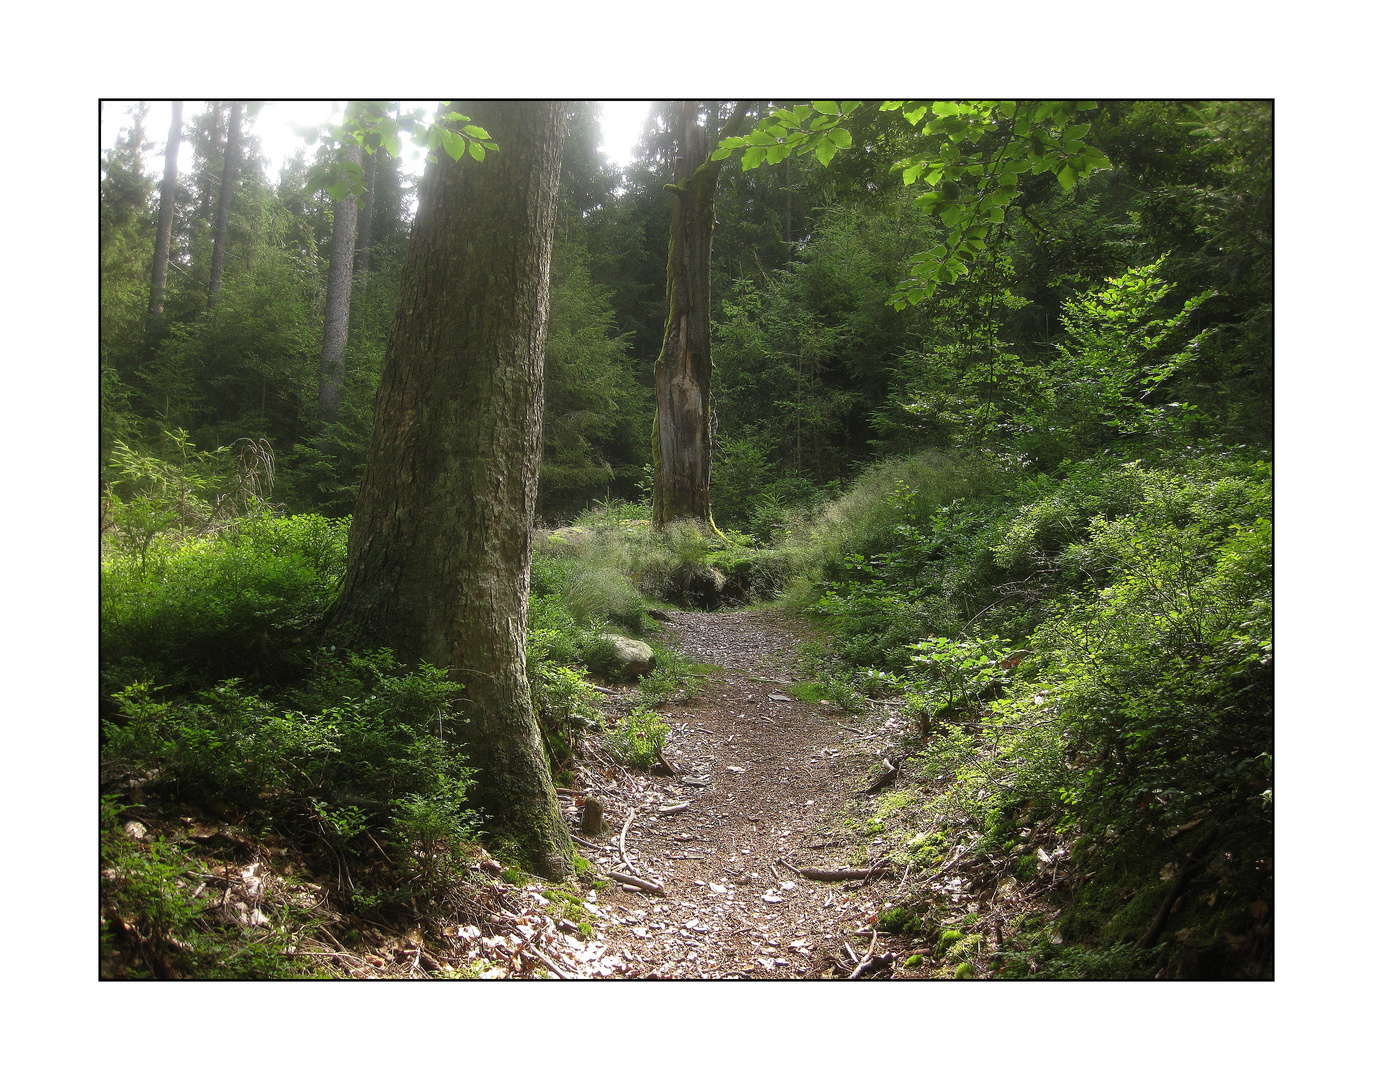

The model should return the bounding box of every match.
[525,943,570,980]
[848,927,879,980]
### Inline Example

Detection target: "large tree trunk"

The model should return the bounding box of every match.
[149,101,182,322]
[652,100,750,529]
[318,143,362,423]
[207,101,243,311]
[329,101,573,880]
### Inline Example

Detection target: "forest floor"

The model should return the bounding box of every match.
[555,607,931,980]
[106,607,1053,979]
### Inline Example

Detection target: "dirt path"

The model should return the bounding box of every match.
[576,608,910,979]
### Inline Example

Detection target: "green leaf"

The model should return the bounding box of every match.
[931,101,963,117]
[461,125,491,140]
[840,101,862,114]
[830,127,852,149]
[812,100,840,115]
[442,128,467,163]
[741,145,766,170]
[468,142,486,162]
[1056,165,1076,189]
[815,137,836,166]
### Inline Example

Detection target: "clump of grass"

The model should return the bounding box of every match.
[636,647,709,706]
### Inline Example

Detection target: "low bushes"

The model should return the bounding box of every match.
[789,450,1273,974]
[101,513,347,697]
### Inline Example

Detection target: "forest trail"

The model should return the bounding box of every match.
[573,608,915,979]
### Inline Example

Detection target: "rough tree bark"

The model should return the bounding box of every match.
[149,101,182,322]
[207,101,243,310]
[328,100,574,880]
[318,143,362,423]
[652,100,751,529]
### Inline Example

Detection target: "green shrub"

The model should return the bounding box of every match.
[602,706,670,770]
[101,513,348,696]
[102,651,477,869]
[530,661,603,772]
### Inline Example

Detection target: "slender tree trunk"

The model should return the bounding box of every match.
[207,101,243,310]
[651,100,750,529]
[198,102,223,223]
[329,101,573,880]
[353,147,378,278]
[318,143,362,423]
[149,101,182,322]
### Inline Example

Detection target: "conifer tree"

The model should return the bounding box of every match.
[148,101,182,323]
[207,102,243,310]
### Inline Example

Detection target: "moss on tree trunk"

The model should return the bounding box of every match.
[328,101,574,881]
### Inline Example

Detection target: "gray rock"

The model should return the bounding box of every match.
[594,634,657,679]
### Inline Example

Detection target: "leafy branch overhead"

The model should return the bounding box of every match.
[302,101,499,201]
[712,100,1111,307]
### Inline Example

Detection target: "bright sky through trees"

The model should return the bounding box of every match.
[100,100,653,181]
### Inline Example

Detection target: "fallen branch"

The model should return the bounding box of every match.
[570,834,605,850]
[525,943,570,979]
[618,808,642,877]
[607,870,665,895]
[849,951,895,979]
[654,746,678,776]
[786,864,896,882]
[862,757,899,795]
[658,803,691,815]
[847,927,879,981]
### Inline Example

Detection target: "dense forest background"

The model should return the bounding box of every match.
[98,98,1278,983]
[100,99,1271,525]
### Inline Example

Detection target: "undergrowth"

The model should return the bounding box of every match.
[782,448,1273,978]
